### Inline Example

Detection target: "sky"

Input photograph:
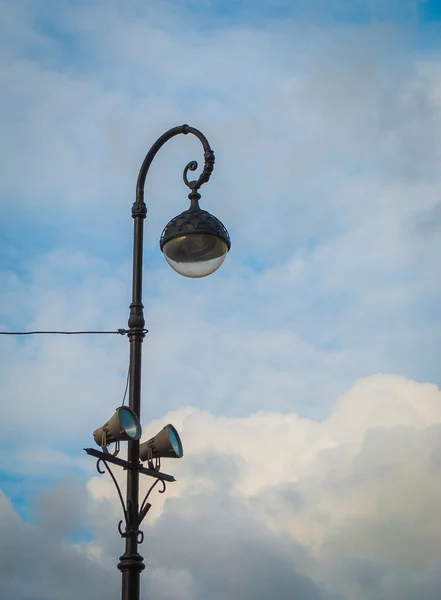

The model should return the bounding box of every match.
[1,0,441,598]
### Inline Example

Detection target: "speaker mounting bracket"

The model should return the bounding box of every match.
[84,448,175,542]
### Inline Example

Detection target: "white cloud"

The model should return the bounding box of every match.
[2,374,439,599]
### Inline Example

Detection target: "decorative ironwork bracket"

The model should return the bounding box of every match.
[132,124,215,216]
[84,448,175,542]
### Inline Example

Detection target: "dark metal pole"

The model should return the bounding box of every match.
[117,125,216,600]
[117,203,146,600]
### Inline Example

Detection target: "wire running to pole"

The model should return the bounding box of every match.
[0,329,147,336]
[121,362,130,406]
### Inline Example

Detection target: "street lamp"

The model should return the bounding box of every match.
[84,124,230,600]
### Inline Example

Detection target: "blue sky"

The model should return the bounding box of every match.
[1,1,441,599]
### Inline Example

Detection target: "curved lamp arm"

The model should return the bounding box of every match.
[133,124,215,218]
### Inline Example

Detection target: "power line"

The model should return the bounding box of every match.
[0,329,135,336]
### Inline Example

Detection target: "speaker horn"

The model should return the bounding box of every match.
[93,406,142,452]
[139,424,183,461]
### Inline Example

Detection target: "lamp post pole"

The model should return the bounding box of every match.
[114,125,230,600]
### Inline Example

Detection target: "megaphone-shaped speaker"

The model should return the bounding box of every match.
[139,424,183,461]
[93,406,142,450]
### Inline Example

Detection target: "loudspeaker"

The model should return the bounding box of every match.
[139,424,183,461]
[93,406,141,450]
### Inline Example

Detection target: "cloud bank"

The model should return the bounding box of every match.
[2,375,440,599]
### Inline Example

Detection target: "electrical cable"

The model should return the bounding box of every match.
[121,363,130,406]
[0,329,148,335]
[0,329,128,335]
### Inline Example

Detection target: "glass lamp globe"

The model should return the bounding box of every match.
[160,205,230,278]
[162,233,228,278]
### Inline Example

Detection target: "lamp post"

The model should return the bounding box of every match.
[85,125,230,600]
